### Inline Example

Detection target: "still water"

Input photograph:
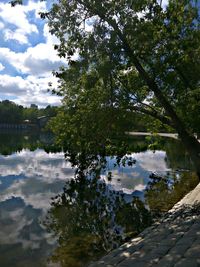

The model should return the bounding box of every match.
[0,133,197,267]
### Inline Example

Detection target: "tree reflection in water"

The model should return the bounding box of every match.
[44,167,152,267]
[43,137,199,267]
[145,171,199,213]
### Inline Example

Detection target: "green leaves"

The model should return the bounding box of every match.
[44,0,200,172]
[10,0,22,6]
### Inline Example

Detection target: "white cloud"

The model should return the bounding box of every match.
[134,184,146,191]
[43,23,60,46]
[0,149,73,210]
[4,28,29,44]
[0,206,31,245]
[15,91,62,107]
[0,149,72,181]
[0,39,64,76]
[0,74,28,95]
[162,0,169,7]
[157,0,168,8]
[133,150,170,172]
[0,73,61,107]
[28,0,48,19]
[0,2,39,44]
[82,16,98,33]
[0,0,48,45]
[23,43,64,75]
[0,62,4,71]
[0,198,55,251]
[0,21,4,29]
[2,180,60,211]
[0,48,26,73]
[101,150,170,194]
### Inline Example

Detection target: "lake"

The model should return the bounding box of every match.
[0,133,198,267]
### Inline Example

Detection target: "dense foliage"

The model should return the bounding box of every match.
[46,0,200,129]
[0,100,57,124]
[47,0,200,174]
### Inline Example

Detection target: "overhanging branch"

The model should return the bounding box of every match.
[127,105,174,127]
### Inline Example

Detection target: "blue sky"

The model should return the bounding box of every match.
[0,0,64,107]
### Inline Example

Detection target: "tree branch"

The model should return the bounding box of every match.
[126,105,174,127]
[76,0,198,141]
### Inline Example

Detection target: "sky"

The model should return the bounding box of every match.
[0,0,171,108]
[0,0,64,108]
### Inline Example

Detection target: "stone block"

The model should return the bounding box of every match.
[174,258,200,267]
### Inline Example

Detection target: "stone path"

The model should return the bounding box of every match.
[89,183,200,267]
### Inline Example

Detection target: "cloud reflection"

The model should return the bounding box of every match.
[104,150,170,194]
[0,148,171,266]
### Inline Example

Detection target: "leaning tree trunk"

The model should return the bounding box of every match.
[148,80,200,178]
[82,9,200,179]
[125,46,200,177]
[124,44,200,178]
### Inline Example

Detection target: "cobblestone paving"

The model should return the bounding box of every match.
[89,185,200,267]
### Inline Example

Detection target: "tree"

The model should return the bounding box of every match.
[0,99,57,126]
[0,100,23,123]
[13,0,200,176]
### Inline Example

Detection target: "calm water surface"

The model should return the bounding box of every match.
[0,133,195,267]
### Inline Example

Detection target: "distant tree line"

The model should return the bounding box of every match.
[0,100,58,124]
[0,100,167,132]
